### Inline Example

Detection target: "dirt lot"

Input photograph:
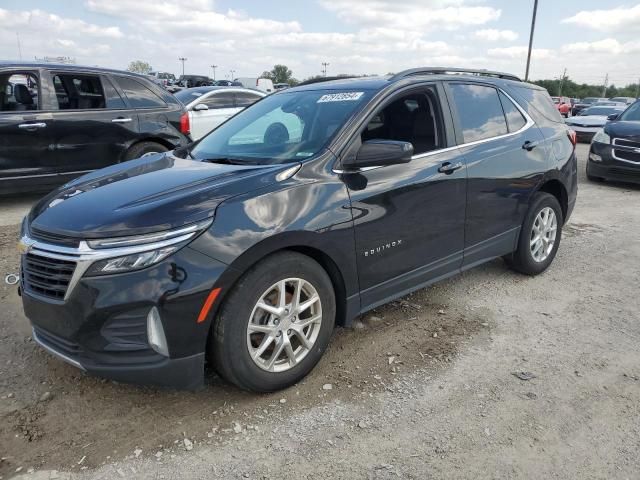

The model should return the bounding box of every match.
[1,143,639,479]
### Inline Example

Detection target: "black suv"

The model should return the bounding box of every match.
[587,100,640,184]
[18,68,577,391]
[0,62,190,194]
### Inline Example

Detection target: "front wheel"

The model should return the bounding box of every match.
[210,252,335,392]
[123,141,168,161]
[505,192,563,275]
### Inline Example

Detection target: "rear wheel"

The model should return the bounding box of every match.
[505,192,563,275]
[211,252,335,392]
[123,141,168,161]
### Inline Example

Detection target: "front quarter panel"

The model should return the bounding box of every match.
[188,154,360,317]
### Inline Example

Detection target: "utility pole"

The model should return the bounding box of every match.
[636,78,639,99]
[602,73,609,98]
[178,57,187,76]
[558,67,567,96]
[321,62,330,77]
[16,32,22,60]
[230,69,236,80]
[524,0,538,81]
[210,64,217,80]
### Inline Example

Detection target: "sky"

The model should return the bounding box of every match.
[0,0,639,86]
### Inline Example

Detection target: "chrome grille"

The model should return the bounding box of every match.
[612,138,640,164]
[613,138,640,148]
[22,253,76,300]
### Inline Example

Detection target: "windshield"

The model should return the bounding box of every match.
[189,88,374,164]
[581,97,600,104]
[174,88,209,104]
[619,102,640,122]
[579,106,624,116]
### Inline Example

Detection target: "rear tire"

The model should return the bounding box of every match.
[123,141,168,161]
[210,252,335,392]
[505,192,563,275]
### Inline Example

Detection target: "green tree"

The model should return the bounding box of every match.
[127,60,153,75]
[261,64,296,85]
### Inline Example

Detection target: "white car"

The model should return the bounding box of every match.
[565,105,627,142]
[174,87,266,140]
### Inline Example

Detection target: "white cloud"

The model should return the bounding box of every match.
[487,46,551,59]
[474,29,518,42]
[0,8,123,38]
[318,0,501,31]
[561,38,640,55]
[562,4,640,31]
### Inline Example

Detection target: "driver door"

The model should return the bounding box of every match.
[340,85,467,309]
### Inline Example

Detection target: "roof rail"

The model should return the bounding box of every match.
[297,75,359,86]
[389,67,522,82]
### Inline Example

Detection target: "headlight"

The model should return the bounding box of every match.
[84,218,212,276]
[591,129,610,145]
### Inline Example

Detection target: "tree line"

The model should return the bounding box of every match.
[533,77,639,99]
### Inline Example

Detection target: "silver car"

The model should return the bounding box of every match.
[565,105,627,142]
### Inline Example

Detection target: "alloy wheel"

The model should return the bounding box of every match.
[247,278,322,372]
[530,207,557,263]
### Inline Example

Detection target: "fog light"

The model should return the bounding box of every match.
[589,152,602,162]
[147,307,169,357]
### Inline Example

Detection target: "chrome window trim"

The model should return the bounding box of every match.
[333,86,535,173]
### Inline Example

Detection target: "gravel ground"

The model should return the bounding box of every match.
[1,144,639,479]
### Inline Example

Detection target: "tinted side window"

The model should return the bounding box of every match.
[101,76,126,109]
[449,84,507,143]
[203,92,235,109]
[52,74,106,109]
[116,76,166,108]
[499,92,526,132]
[235,92,262,108]
[512,86,564,124]
[0,72,40,111]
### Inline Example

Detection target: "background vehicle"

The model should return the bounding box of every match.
[213,80,243,87]
[0,61,190,194]
[274,83,290,90]
[572,97,607,116]
[234,77,274,93]
[551,96,572,117]
[174,86,265,140]
[19,67,577,392]
[588,100,640,183]
[148,71,176,88]
[176,75,214,88]
[565,105,627,142]
[609,96,636,105]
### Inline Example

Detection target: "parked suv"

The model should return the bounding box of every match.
[18,68,577,392]
[0,62,190,194]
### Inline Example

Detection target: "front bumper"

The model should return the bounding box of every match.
[21,244,228,390]
[588,141,640,184]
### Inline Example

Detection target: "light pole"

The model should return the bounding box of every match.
[524,0,538,81]
[210,64,218,80]
[321,62,330,77]
[178,57,187,76]
[230,69,236,80]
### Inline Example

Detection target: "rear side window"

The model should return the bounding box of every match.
[0,72,39,111]
[235,92,262,108]
[101,76,126,109]
[512,86,564,124]
[52,74,106,109]
[499,92,527,132]
[449,84,508,143]
[116,76,167,108]
[202,92,235,109]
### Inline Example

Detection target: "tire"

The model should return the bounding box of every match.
[505,192,563,275]
[210,251,336,392]
[123,141,168,161]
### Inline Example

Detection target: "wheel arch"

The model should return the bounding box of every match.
[535,177,568,223]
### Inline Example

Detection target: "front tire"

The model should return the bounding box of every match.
[210,252,336,392]
[505,192,563,275]
[123,141,168,161]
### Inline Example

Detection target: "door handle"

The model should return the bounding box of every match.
[522,140,539,151]
[111,117,132,123]
[438,162,463,174]
[18,122,47,130]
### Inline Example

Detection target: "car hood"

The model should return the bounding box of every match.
[29,153,297,239]
[567,115,608,126]
[605,121,640,142]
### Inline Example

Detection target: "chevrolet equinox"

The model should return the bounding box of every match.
[19,68,578,392]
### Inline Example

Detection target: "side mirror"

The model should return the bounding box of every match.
[343,140,413,169]
[607,113,619,121]
[193,103,209,112]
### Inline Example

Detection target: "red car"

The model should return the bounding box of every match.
[551,96,572,117]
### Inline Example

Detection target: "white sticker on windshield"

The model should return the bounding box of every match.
[317,92,364,103]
